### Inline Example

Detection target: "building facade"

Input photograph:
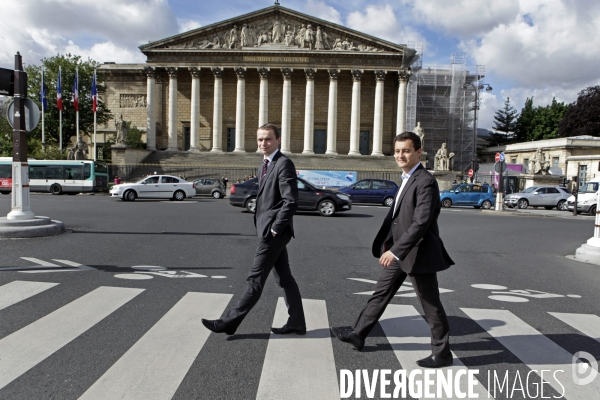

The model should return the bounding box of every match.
[97,5,417,157]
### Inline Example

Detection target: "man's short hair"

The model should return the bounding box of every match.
[394,131,421,150]
[258,123,280,139]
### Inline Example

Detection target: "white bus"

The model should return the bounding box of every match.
[0,158,109,195]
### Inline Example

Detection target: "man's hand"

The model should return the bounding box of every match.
[379,250,397,268]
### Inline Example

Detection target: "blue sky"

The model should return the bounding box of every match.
[1,0,599,129]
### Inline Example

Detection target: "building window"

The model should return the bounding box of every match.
[524,158,529,173]
[511,158,517,164]
[579,165,588,188]
[552,157,559,168]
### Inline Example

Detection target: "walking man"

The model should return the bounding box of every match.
[331,131,454,368]
[202,124,306,335]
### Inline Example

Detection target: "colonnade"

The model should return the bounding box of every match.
[144,66,410,155]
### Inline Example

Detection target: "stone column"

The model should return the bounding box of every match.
[167,67,178,151]
[302,68,316,154]
[396,70,411,134]
[210,67,223,152]
[348,69,363,156]
[281,68,293,154]
[372,70,386,157]
[257,68,270,152]
[326,69,340,155]
[234,67,246,152]
[144,67,156,151]
[188,67,200,152]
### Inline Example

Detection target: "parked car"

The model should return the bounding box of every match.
[338,179,398,206]
[504,185,570,210]
[193,178,225,198]
[110,175,196,201]
[440,184,495,209]
[229,177,352,216]
[567,177,599,214]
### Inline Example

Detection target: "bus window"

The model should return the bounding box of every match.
[0,165,11,179]
[29,166,46,179]
[94,162,107,174]
[84,163,91,179]
[46,166,64,179]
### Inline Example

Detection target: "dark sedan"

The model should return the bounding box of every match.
[229,177,352,216]
[337,179,398,206]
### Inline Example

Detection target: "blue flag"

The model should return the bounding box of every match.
[39,71,48,111]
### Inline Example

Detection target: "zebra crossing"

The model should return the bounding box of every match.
[0,279,599,399]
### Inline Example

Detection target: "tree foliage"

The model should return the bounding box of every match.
[24,54,112,155]
[558,86,600,137]
[514,97,568,142]
[489,97,518,145]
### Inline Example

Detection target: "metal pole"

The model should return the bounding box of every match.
[41,66,45,152]
[93,70,97,161]
[573,164,580,216]
[471,88,478,183]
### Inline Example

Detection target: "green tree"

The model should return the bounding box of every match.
[125,125,147,150]
[513,97,568,141]
[24,54,112,156]
[490,97,518,145]
[514,97,535,142]
[558,86,600,137]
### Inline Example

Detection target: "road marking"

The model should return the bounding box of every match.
[0,258,96,273]
[348,278,378,284]
[256,298,339,400]
[462,308,600,399]
[0,286,143,390]
[80,292,232,400]
[0,257,61,271]
[549,312,600,342]
[380,304,491,399]
[0,281,58,311]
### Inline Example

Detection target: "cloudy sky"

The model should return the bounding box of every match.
[1,0,598,129]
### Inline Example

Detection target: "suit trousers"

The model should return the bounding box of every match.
[353,260,450,357]
[222,228,306,329]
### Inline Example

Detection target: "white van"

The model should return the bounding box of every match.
[567,176,600,214]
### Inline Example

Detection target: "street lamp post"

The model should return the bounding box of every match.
[464,78,492,182]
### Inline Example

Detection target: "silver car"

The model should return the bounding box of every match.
[193,178,225,199]
[504,185,570,210]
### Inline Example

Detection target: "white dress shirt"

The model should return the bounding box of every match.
[390,163,420,259]
[264,149,279,235]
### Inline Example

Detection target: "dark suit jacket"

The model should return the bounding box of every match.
[372,164,454,275]
[254,151,298,238]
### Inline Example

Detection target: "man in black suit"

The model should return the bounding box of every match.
[331,131,454,368]
[202,124,306,335]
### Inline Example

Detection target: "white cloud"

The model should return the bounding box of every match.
[179,19,202,33]
[347,4,399,42]
[402,0,520,36]
[305,0,343,25]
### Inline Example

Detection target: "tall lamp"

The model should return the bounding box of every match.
[464,78,492,181]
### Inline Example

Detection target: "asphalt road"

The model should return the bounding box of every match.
[0,194,599,400]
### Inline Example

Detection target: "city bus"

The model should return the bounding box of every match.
[0,158,109,195]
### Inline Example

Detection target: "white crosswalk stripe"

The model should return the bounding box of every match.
[257,298,340,400]
[380,304,493,399]
[0,280,58,311]
[80,292,233,400]
[462,308,600,399]
[0,286,144,391]
[549,312,600,343]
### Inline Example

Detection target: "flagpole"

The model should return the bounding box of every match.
[93,70,97,161]
[59,66,63,152]
[41,66,45,152]
[76,67,80,143]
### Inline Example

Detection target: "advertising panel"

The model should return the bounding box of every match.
[296,170,357,188]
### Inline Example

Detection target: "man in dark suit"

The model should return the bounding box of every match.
[202,124,306,335]
[331,131,454,368]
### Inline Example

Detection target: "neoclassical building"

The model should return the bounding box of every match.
[97,5,417,157]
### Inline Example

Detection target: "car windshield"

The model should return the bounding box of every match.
[580,182,599,194]
[522,187,538,193]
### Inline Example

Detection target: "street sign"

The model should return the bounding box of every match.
[468,169,474,177]
[0,67,14,96]
[495,153,500,163]
[500,152,505,162]
[7,98,40,132]
[494,161,507,173]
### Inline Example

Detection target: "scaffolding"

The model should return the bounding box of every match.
[405,41,422,133]
[413,53,485,172]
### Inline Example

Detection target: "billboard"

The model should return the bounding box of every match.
[296,170,357,188]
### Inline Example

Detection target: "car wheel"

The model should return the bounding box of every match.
[517,199,529,209]
[442,199,452,208]
[173,190,185,201]
[246,197,257,213]
[50,184,62,195]
[212,191,222,199]
[482,200,492,209]
[557,200,567,211]
[383,196,394,207]
[124,190,136,201]
[589,205,597,215]
[318,199,336,216]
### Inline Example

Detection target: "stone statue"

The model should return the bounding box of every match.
[284,25,295,46]
[272,16,283,43]
[315,26,324,50]
[241,24,249,47]
[257,31,269,46]
[304,24,314,50]
[413,122,425,150]
[295,24,306,47]
[67,146,76,160]
[74,139,88,160]
[434,143,450,171]
[528,148,550,174]
[115,114,128,145]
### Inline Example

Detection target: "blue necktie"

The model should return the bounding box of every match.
[261,159,269,183]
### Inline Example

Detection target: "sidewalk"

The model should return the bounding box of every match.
[482,207,594,219]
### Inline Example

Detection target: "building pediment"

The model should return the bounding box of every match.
[140,5,414,58]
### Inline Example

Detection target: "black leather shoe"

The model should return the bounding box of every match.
[271,324,307,335]
[201,318,236,335]
[330,327,364,351]
[416,354,453,368]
